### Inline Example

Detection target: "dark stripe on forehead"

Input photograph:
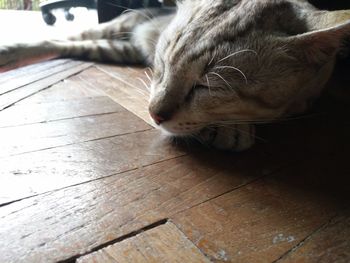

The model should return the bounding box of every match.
[162,0,253,68]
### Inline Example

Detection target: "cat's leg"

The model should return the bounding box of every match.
[0,39,144,71]
[68,8,168,41]
[59,39,144,63]
[198,124,256,152]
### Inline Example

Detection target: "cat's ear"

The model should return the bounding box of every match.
[287,11,350,64]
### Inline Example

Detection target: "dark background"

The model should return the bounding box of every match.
[310,0,350,10]
[98,0,350,23]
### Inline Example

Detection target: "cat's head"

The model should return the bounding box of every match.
[149,0,350,136]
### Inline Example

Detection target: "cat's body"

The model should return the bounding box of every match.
[1,0,350,151]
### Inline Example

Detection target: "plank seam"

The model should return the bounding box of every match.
[0,60,76,96]
[170,219,214,263]
[0,110,126,129]
[57,219,169,263]
[0,63,93,112]
[271,214,340,263]
[0,127,153,159]
[0,154,187,208]
[171,159,297,217]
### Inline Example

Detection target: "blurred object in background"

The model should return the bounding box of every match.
[40,0,97,25]
[97,0,161,23]
[0,0,40,10]
[23,0,32,10]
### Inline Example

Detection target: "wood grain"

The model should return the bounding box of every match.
[0,129,185,204]
[0,96,122,127]
[77,222,211,263]
[172,152,350,263]
[0,59,78,95]
[0,111,151,157]
[0,76,150,156]
[0,59,67,88]
[0,60,92,110]
[16,74,104,105]
[79,65,153,126]
[0,59,349,263]
[0,147,287,262]
[277,211,350,263]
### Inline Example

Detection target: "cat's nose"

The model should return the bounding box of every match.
[149,95,177,125]
[149,105,173,125]
[149,110,172,125]
[150,112,165,125]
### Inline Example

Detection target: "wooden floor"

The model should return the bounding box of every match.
[0,59,349,263]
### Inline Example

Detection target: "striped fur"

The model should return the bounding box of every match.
[1,0,350,151]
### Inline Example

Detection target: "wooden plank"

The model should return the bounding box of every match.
[0,59,67,87]
[97,64,150,97]
[0,96,122,127]
[277,211,350,263]
[0,61,92,110]
[172,153,349,263]
[79,66,153,126]
[0,129,185,204]
[0,147,284,263]
[0,59,76,94]
[16,74,104,105]
[77,222,211,263]
[0,111,151,157]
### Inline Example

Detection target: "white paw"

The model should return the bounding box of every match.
[198,124,255,151]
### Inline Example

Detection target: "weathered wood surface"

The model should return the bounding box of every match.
[0,96,125,127]
[170,107,350,262]
[77,222,211,263]
[0,111,151,157]
[172,157,348,262]
[0,60,92,110]
[0,60,349,263]
[0,59,78,94]
[80,65,154,126]
[0,128,187,205]
[0,146,285,262]
[16,74,104,104]
[278,211,350,263]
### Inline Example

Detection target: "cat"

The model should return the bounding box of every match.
[1,0,350,151]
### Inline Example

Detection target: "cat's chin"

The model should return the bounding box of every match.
[158,124,201,138]
[159,127,196,137]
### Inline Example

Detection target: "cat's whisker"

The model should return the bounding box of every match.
[213,119,273,125]
[145,67,154,77]
[104,2,161,34]
[144,71,152,82]
[214,66,248,84]
[208,52,216,66]
[208,72,240,95]
[123,9,161,33]
[205,74,213,96]
[106,2,155,22]
[217,49,258,63]
[137,77,151,91]
[211,113,320,125]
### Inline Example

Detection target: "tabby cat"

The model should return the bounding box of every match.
[1,0,350,151]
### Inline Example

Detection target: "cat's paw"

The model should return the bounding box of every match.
[198,124,255,152]
[0,45,20,69]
